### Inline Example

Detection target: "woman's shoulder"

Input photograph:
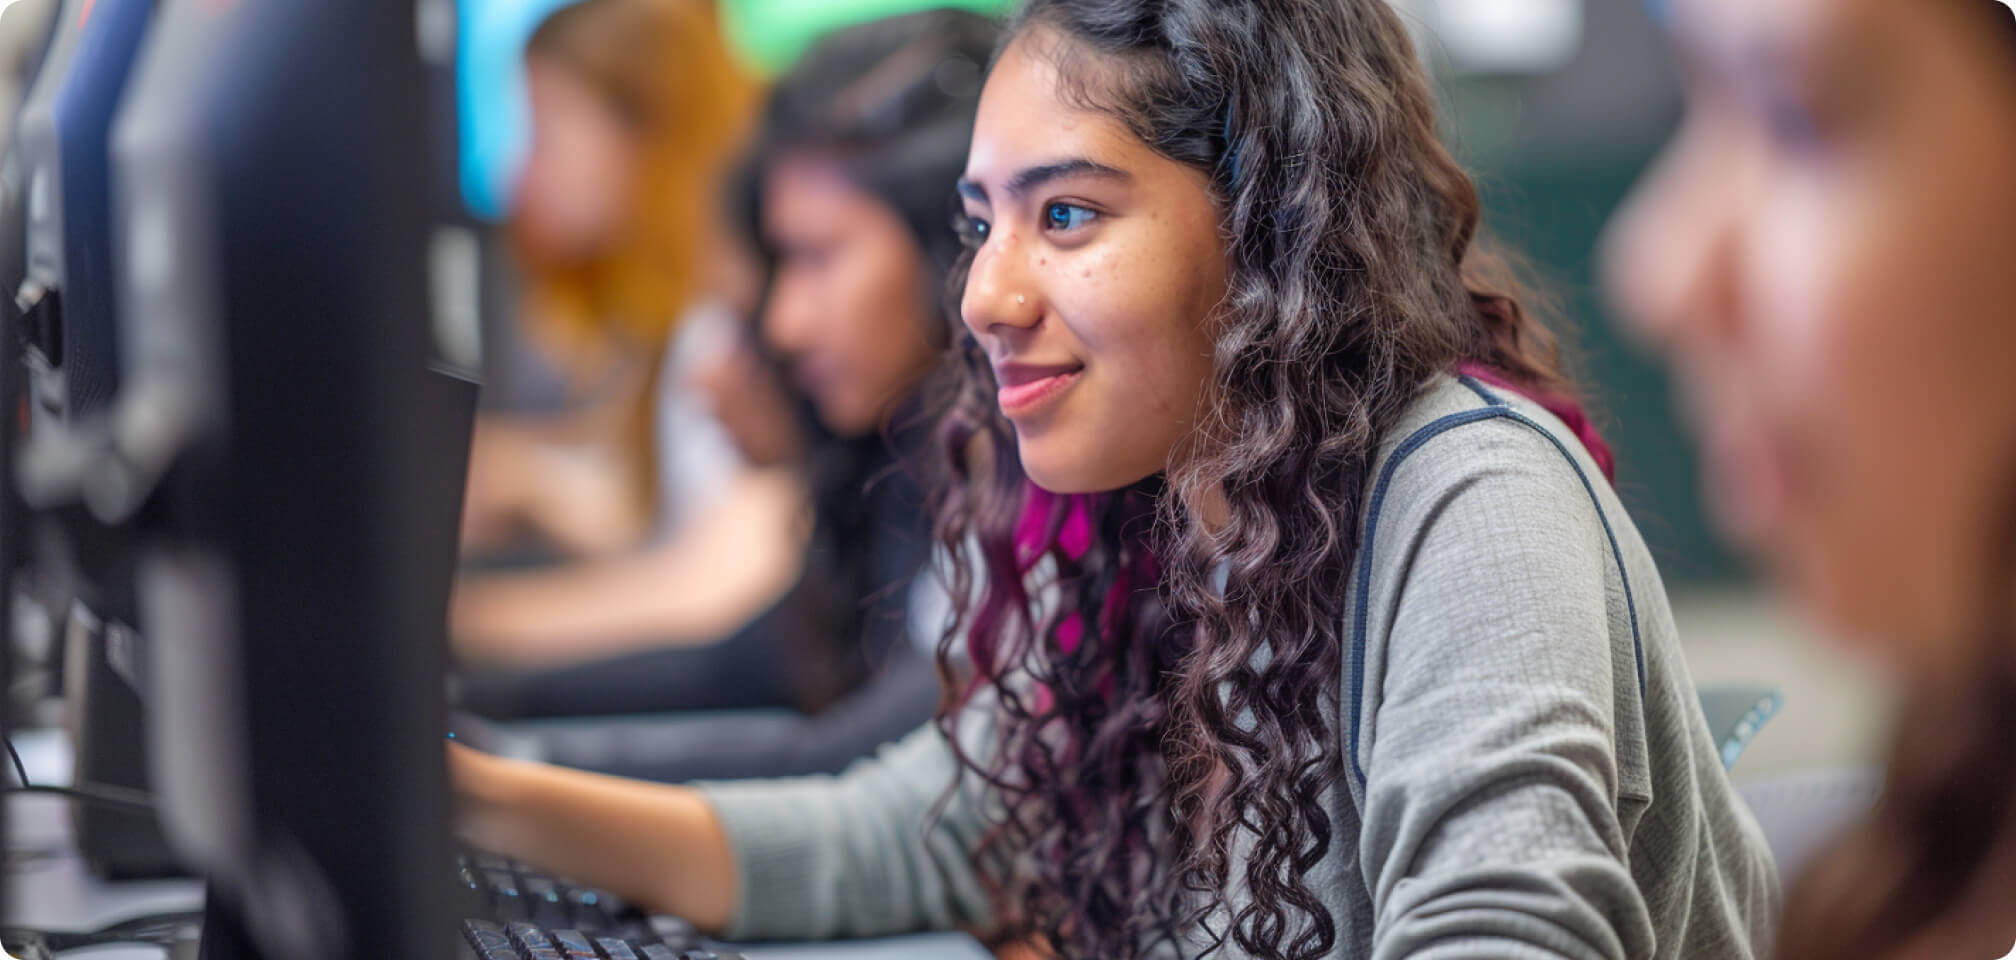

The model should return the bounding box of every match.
[1357,372,1633,588]
[1370,373,1614,510]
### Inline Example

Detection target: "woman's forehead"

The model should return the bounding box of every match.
[1667,0,1977,52]
[1664,0,1895,81]
[967,36,1144,184]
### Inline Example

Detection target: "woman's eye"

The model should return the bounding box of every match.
[776,245,828,270]
[1753,76,1844,156]
[957,214,990,247]
[1756,92,1818,147]
[1043,202,1097,232]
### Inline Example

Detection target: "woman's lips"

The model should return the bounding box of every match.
[994,361,1084,418]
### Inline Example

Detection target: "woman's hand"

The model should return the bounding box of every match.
[446,741,514,849]
[443,741,740,933]
[689,341,803,469]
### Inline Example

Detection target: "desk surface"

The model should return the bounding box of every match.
[4,730,989,960]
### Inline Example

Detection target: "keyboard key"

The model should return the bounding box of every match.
[563,885,620,929]
[506,922,564,960]
[593,939,640,960]
[649,917,700,949]
[521,875,569,927]
[459,919,520,960]
[486,870,528,920]
[522,875,561,903]
[637,947,680,960]
[593,886,633,917]
[549,929,601,960]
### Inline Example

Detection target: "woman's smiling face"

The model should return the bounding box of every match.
[957,29,1229,494]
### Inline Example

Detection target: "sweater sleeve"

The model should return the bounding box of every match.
[694,717,999,942]
[1359,418,1657,960]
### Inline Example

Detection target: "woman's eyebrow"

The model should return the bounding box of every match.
[957,157,1130,204]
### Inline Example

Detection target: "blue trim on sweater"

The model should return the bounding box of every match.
[1347,377,1645,790]
[1458,374,1505,407]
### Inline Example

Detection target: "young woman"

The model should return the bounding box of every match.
[452,2,1776,957]
[458,0,763,564]
[452,0,803,657]
[1609,2,2016,958]
[454,9,1002,784]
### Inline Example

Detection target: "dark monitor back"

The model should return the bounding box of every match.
[0,0,74,919]
[51,0,166,879]
[46,0,155,418]
[14,0,89,421]
[0,154,18,944]
[109,1,467,958]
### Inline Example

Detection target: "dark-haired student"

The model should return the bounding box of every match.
[450,2,1777,957]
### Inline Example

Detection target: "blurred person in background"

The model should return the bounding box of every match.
[1608,1,2016,958]
[457,0,763,560]
[452,0,811,656]
[456,9,1002,784]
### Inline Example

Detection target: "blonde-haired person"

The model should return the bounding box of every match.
[1609,1,2016,957]
[455,0,819,661]
[460,0,767,561]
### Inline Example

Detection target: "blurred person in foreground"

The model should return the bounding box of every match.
[452,0,807,657]
[456,9,1002,784]
[1608,1,2016,958]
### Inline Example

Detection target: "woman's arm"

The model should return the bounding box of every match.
[451,719,999,943]
[452,743,740,931]
[452,467,809,667]
[460,410,657,559]
[1357,417,1658,960]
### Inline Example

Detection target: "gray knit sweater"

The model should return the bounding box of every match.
[698,375,1779,958]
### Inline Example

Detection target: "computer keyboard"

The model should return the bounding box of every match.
[455,850,741,960]
[458,918,745,960]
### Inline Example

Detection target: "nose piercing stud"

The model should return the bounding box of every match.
[1016,294,1026,305]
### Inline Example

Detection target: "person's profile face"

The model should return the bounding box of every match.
[956,29,1229,494]
[514,53,641,263]
[758,156,939,437]
[1607,0,2016,651]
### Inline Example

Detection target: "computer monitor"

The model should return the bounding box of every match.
[0,0,74,929]
[8,0,172,881]
[103,0,473,957]
[0,151,18,945]
[15,0,100,423]
[4,1,83,727]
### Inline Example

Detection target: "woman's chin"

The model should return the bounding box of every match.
[1015,435,1152,495]
[1018,456,1100,495]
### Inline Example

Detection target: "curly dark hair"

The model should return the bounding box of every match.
[923,1,1586,957]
